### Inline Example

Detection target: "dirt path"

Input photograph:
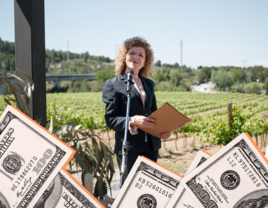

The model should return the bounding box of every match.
[97,130,267,177]
[157,134,221,172]
[98,131,222,176]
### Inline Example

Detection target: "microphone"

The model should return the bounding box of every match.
[125,69,134,94]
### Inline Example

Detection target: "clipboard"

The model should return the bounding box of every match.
[140,102,192,138]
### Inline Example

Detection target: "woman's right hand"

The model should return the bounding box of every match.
[132,116,156,128]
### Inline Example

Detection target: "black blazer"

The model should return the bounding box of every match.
[102,73,161,155]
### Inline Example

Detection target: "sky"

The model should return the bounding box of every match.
[1,0,268,69]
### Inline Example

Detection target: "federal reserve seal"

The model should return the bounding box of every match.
[137,194,157,208]
[2,155,21,174]
[220,170,240,190]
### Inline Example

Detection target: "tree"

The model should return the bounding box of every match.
[69,66,77,73]
[197,67,211,83]
[198,70,207,83]
[263,81,268,93]
[212,70,233,90]
[230,67,247,83]
[67,80,90,93]
[211,70,217,82]
[95,70,115,82]
[174,63,179,68]
[250,66,265,82]
[161,66,171,76]
[9,57,15,72]
[154,81,176,91]
[153,69,167,82]
[154,60,161,67]
[170,69,182,86]
[179,78,191,91]
[177,85,188,91]
[84,52,90,63]
[251,84,261,94]
[181,65,191,73]
[261,68,268,82]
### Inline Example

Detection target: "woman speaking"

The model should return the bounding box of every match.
[102,37,171,176]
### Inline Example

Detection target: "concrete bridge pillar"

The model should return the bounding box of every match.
[0,84,5,94]
[53,81,61,88]
[0,77,16,94]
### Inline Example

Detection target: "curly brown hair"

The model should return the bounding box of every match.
[115,37,154,78]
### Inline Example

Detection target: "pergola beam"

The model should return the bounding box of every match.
[14,0,47,126]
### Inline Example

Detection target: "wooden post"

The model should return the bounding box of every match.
[228,102,232,129]
[183,134,186,149]
[255,136,258,147]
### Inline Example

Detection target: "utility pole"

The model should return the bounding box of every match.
[67,41,69,62]
[4,60,7,73]
[180,40,183,70]
[48,62,50,74]
[228,102,232,129]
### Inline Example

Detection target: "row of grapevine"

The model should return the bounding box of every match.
[1,91,267,146]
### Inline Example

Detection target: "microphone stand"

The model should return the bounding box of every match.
[120,74,134,188]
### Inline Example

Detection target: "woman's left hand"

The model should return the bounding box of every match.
[160,132,172,140]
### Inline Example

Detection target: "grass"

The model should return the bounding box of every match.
[111,155,189,182]
[231,82,264,93]
[244,82,264,87]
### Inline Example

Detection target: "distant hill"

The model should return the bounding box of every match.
[1,38,267,94]
[0,38,114,74]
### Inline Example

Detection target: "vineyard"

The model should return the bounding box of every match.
[1,92,268,148]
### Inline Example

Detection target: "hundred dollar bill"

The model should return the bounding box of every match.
[33,169,104,208]
[185,150,212,176]
[181,133,268,208]
[0,105,75,208]
[167,150,211,208]
[111,156,183,208]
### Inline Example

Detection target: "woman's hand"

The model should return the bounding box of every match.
[160,132,172,140]
[132,116,156,128]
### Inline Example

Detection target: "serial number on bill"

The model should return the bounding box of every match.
[135,177,172,198]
